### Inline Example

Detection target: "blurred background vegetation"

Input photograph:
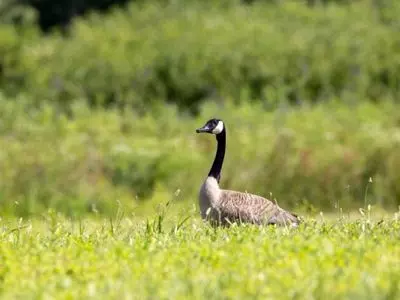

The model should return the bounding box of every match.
[0,0,400,217]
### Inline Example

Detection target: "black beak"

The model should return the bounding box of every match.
[196,125,211,133]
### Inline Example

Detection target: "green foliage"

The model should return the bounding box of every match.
[18,0,130,32]
[1,1,400,113]
[0,0,36,26]
[1,93,400,216]
[1,0,400,216]
[0,214,399,298]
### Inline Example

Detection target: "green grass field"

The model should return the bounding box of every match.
[1,208,399,299]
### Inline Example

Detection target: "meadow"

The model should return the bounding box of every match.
[1,211,399,299]
[1,0,400,298]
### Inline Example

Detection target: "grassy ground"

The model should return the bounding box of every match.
[1,207,399,299]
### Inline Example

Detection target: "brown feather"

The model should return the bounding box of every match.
[217,189,300,226]
[199,177,300,227]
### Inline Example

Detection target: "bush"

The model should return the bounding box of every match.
[1,1,400,114]
[2,1,367,32]
[25,0,130,32]
[0,93,400,216]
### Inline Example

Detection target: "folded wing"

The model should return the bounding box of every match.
[218,189,300,226]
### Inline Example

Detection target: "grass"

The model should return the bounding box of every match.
[1,206,399,299]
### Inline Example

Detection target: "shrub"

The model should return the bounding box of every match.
[1,0,364,32]
[1,1,400,114]
[0,93,400,216]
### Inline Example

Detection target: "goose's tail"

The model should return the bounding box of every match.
[268,209,301,227]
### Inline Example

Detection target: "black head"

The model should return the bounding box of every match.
[196,118,225,135]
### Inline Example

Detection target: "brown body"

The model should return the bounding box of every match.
[199,177,299,227]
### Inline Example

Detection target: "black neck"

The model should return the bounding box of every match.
[208,128,226,182]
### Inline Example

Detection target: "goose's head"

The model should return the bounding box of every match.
[196,118,224,135]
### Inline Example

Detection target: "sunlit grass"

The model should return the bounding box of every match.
[0,206,399,299]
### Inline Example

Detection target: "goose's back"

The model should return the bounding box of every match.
[218,189,299,226]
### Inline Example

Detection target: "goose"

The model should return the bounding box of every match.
[196,118,300,227]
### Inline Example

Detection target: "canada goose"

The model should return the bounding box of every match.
[196,118,300,227]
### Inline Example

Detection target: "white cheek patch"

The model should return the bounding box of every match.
[212,121,224,134]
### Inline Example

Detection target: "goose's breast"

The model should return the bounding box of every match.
[198,177,221,219]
